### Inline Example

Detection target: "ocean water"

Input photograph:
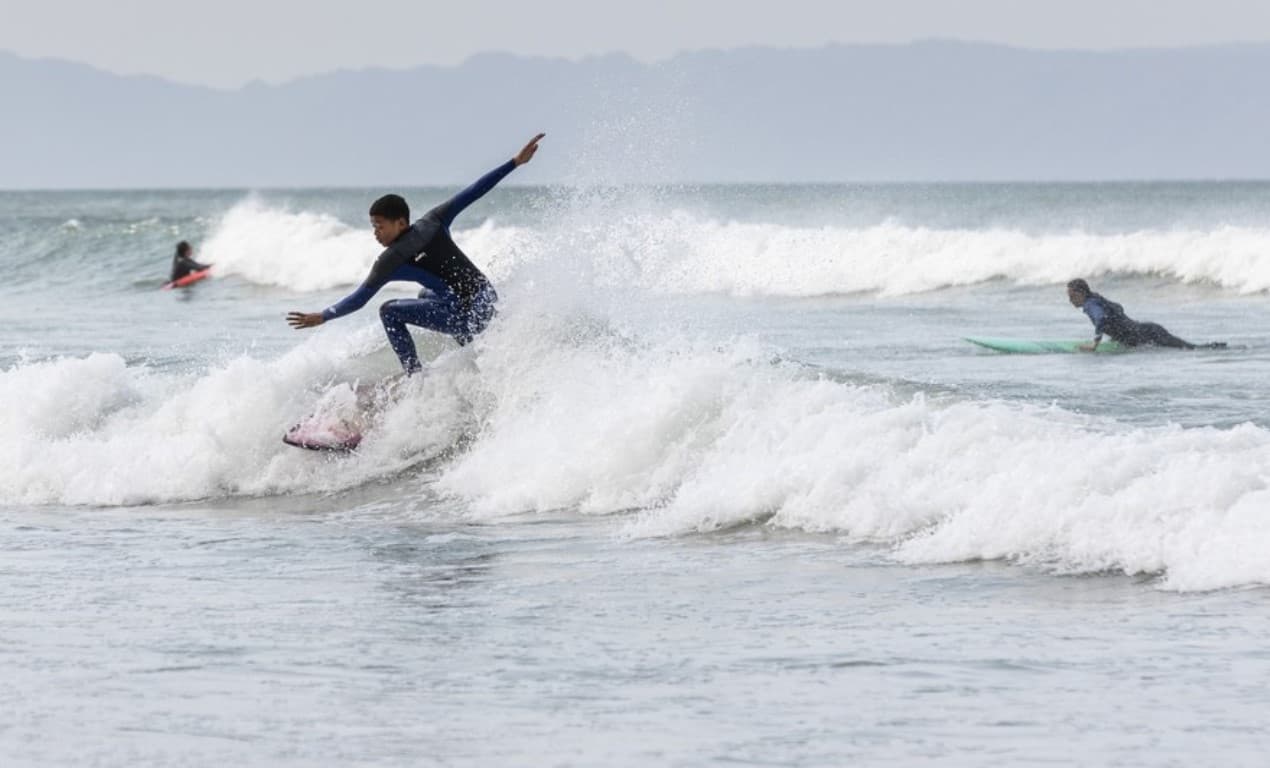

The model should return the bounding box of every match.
[3,182,1270,766]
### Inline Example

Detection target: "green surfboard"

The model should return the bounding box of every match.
[964,337,1125,354]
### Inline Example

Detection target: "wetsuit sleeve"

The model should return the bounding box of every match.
[172,254,206,280]
[1082,299,1107,336]
[432,159,517,228]
[320,247,405,321]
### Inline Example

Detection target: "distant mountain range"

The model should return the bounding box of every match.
[4,40,1270,188]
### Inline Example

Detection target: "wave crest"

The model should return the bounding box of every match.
[201,199,1270,296]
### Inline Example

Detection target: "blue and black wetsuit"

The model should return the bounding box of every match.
[322,160,515,373]
[1081,293,1193,349]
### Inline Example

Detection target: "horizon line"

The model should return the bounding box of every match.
[5,177,1270,194]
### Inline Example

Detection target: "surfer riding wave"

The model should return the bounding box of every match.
[287,133,545,374]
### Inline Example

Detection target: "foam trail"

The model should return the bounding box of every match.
[426,312,1270,592]
[0,326,463,506]
[5,298,1267,590]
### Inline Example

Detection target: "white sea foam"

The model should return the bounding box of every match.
[4,302,1267,590]
[433,310,1270,592]
[200,198,379,290]
[0,325,462,507]
[200,198,535,292]
[615,216,1270,296]
[199,199,1270,297]
[10,196,1270,591]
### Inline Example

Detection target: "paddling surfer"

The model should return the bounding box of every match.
[1065,279,1218,351]
[170,241,211,283]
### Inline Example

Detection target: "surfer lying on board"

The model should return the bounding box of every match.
[171,241,211,282]
[1066,278,1206,351]
[287,133,545,374]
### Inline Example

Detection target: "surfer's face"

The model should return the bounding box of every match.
[371,216,409,247]
[1067,287,1086,307]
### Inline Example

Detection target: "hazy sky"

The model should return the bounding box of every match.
[4,0,1270,88]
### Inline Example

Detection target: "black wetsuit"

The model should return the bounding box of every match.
[1080,293,1193,348]
[170,254,211,282]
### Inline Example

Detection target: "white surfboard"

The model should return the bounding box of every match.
[283,376,403,452]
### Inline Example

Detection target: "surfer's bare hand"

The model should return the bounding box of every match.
[514,133,546,166]
[1077,342,1096,352]
[287,312,324,329]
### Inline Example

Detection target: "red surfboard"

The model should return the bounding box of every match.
[161,267,212,290]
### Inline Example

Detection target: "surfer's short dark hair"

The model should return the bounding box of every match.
[175,240,192,257]
[1066,278,1091,295]
[369,194,410,222]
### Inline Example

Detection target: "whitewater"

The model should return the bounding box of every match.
[3,182,1269,766]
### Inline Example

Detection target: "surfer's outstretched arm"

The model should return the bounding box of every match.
[287,276,389,328]
[286,311,326,328]
[287,252,401,328]
[432,133,545,227]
